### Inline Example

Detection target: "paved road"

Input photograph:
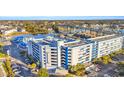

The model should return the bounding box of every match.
[19,65,36,77]
[9,43,29,66]
[93,63,117,77]
[3,40,35,77]
[13,64,36,77]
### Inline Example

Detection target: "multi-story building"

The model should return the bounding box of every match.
[61,40,92,69]
[27,34,124,69]
[28,38,64,68]
[28,36,93,69]
[89,34,123,58]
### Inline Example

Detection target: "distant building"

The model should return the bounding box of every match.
[81,30,98,38]
[2,28,17,35]
[17,27,26,32]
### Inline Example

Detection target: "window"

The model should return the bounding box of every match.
[103,42,106,45]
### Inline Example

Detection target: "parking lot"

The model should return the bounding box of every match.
[86,53,124,77]
[11,63,36,77]
[2,39,36,77]
[112,54,124,62]
[86,63,119,77]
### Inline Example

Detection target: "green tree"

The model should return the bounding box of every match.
[30,63,37,69]
[24,23,49,34]
[27,55,34,64]
[68,64,85,76]
[0,44,4,52]
[4,60,15,77]
[65,73,74,77]
[75,70,85,76]
[38,68,49,77]
[103,59,108,64]
[101,55,112,64]
[69,65,77,73]
[109,53,115,58]
[52,25,59,33]
[92,58,102,64]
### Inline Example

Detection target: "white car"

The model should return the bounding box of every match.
[21,66,29,70]
[104,74,110,77]
[12,65,20,70]
[12,65,19,68]
[13,69,18,72]
[95,68,100,72]
[14,71,21,74]
[25,59,30,61]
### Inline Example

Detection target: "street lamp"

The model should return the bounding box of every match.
[7,49,10,56]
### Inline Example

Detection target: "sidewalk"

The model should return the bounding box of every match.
[0,62,7,77]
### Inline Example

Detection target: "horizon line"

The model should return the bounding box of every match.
[0,16,124,20]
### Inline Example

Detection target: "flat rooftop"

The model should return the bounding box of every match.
[64,40,90,47]
[33,34,79,47]
[37,40,58,47]
[90,34,123,42]
[31,33,92,48]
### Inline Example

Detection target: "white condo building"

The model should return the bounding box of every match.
[61,40,92,69]
[27,35,93,69]
[27,34,124,69]
[89,34,123,58]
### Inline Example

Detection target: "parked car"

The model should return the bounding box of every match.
[14,71,21,74]
[95,68,100,72]
[11,64,20,69]
[21,66,29,70]
[104,74,110,77]
[13,69,19,72]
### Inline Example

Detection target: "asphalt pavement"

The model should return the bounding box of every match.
[4,41,36,77]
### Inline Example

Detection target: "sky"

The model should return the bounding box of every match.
[0,16,124,20]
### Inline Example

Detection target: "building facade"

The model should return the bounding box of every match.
[90,34,123,58]
[27,34,124,69]
[28,36,93,69]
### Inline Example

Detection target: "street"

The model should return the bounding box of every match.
[3,40,36,77]
[14,64,36,77]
